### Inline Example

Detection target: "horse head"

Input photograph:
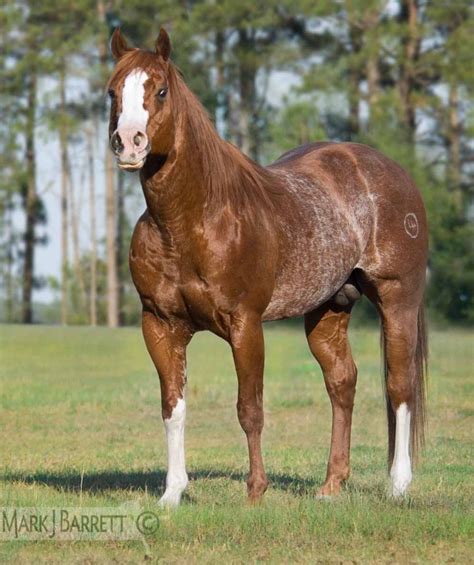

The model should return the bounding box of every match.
[107,28,174,171]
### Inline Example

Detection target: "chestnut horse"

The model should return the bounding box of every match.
[107,28,428,507]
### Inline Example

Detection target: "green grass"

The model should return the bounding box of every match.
[0,322,472,563]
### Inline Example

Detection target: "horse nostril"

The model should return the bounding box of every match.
[133,132,144,147]
[111,132,123,154]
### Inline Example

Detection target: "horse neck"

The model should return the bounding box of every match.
[141,71,277,238]
[142,114,264,230]
[140,122,210,233]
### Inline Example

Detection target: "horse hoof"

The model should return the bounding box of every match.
[247,495,264,506]
[158,489,184,509]
[318,480,342,497]
[315,493,334,501]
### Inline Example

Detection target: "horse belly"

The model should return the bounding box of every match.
[263,195,365,321]
[263,253,358,321]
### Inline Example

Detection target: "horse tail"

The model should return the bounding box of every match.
[411,303,428,463]
[382,301,428,470]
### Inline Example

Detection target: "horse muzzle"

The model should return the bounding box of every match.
[110,128,151,171]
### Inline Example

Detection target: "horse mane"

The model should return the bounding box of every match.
[109,50,280,215]
[167,64,281,213]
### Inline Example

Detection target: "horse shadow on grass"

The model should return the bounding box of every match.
[2,468,323,499]
[2,468,393,502]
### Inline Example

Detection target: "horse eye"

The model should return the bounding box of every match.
[157,87,168,100]
[108,89,115,99]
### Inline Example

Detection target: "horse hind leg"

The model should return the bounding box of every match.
[305,301,358,496]
[383,301,427,497]
[358,273,427,497]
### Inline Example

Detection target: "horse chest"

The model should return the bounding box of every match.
[130,224,242,332]
[131,247,206,319]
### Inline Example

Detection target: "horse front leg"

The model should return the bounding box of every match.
[230,313,268,502]
[142,310,193,508]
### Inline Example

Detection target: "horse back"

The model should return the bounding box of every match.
[269,141,428,285]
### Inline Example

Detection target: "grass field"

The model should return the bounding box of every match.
[0,322,472,563]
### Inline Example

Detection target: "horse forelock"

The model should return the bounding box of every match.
[107,50,163,93]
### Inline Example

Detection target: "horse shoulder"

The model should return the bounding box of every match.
[129,211,185,314]
[185,209,279,312]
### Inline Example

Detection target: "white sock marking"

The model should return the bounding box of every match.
[390,403,412,496]
[118,70,149,131]
[159,397,188,508]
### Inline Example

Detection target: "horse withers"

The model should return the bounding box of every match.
[107,28,428,507]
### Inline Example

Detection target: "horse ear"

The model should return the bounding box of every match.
[155,28,171,61]
[110,28,133,60]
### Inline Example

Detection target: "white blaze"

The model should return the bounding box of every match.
[390,403,413,496]
[118,70,149,131]
[159,397,188,508]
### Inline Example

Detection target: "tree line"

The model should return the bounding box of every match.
[0,0,473,326]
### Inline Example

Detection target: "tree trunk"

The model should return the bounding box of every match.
[98,0,120,327]
[59,64,69,325]
[5,191,14,323]
[366,53,380,128]
[87,127,98,326]
[105,148,119,327]
[364,8,382,133]
[226,88,239,146]
[398,0,420,144]
[446,81,463,213]
[348,70,361,139]
[237,29,259,161]
[22,72,37,324]
[215,30,226,136]
[347,11,362,140]
[69,158,87,314]
[116,170,125,325]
